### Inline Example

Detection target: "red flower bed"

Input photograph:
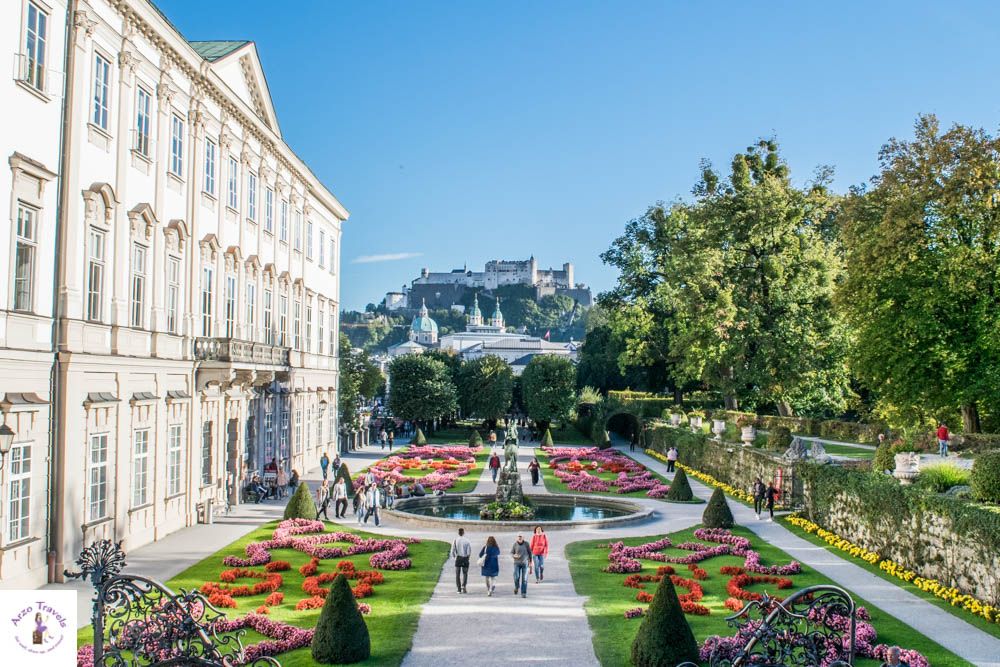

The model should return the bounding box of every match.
[202,569,283,598]
[295,595,325,610]
[726,573,793,601]
[299,557,319,576]
[264,592,284,606]
[255,605,270,614]
[207,591,237,608]
[656,565,675,576]
[265,561,291,572]
[724,597,745,612]
[636,591,654,603]
[720,565,745,575]
[688,564,709,580]
[302,568,384,599]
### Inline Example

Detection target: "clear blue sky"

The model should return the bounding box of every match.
[157,0,1000,310]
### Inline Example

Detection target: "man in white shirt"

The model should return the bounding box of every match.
[364,484,381,526]
[451,527,472,593]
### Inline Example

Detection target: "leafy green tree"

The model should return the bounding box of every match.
[455,355,514,427]
[839,115,1000,432]
[311,574,370,663]
[423,348,462,387]
[338,334,386,431]
[388,355,458,427]
[521,355,577,431]
[602,140,848,415]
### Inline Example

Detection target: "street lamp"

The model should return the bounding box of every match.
[0,423,15,470]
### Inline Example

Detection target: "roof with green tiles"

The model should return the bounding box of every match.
[188,40,250,62]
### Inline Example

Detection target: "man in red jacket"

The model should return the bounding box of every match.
[936,423,950,458]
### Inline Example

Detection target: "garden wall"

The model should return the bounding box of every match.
[648,425,1000,603]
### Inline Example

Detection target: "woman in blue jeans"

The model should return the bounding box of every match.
[530,525,549,583]
[479,536,501,596]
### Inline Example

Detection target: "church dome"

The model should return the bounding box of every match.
[411,299,438,334]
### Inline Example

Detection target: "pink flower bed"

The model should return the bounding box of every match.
[357,445,481,491]
[222,518,418,570]
[546,447,668,498]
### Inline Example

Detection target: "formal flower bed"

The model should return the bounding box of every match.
[576,526,932,667]
[77,519,447,666]
[787,514,1000,625]
[356,445,483,492]
[543,447,671,499]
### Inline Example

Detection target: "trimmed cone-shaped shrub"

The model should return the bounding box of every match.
[702,487,734,529]
[665,468,693,501]
[413,427,427,445]
[311,574,370,664]
[336,462,354,497]
[630,574,700,667]
[873,440,895,473]
[541,428,554,447]
[469,429,483,447]
[283,480,316,520]
[971,450,1000,503]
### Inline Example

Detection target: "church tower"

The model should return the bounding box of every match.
[468,293,483,327]
[491,298,505,329]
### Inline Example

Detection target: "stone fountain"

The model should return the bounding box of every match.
[495,423,525,504]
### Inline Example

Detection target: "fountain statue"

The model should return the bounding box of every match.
[495,421,526,504]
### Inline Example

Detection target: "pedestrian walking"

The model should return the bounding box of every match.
[530,526,549,583]
[316,480,331,519]
[752,477,766,519]
[528,457,541,486]
[936,422,950,458]
[354,484,367,525]
[511,534,533,597]
[452,528,472,593]
[275,467,288,499]
[364,469,377,487]
[488,430,497,446]
[364,484,382,526]
[479,536,501,596]
[388,430,395,451]
[320,452,330,480]
[880,646,910,667]
[629,430,637,452]
[765,481,778,521]
[382,478,395,508]
[489,452,501,483]
[333,477,348,518]
[379,428,388,450]
[666,446,678,473]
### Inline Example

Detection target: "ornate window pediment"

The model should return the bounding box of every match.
[164,219,189,253]
[128,203,157,240]
[199,234,220,262]
[82,183,117,229]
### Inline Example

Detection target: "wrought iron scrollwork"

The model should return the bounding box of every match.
[678,584,857,667]
[67,541,279,666]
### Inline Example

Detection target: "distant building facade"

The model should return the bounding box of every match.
[387,294,577,373]
[382,257,592,311]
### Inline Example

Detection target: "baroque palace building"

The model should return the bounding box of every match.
[0,0,346,588]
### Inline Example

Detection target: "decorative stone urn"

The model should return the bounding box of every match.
[689,415,703,432]
[893,452,921,485]
[740,426,756,447]
[670,413,682,427]
[712,419,726,439]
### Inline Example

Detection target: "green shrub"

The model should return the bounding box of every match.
[917,463,972,493]
[666,468,693,501]
[413,427,427,445]
[702,488,734,529]
[336,462,354,497]
[954,433,1000,452]
[541,428,554,447]
[469,429,483,447]
[873,440,895,473]
[630,575,700,667]
[971,451,1000,503]
[283,480,316,520]
[311,573,370,664]
[766,426,793,451]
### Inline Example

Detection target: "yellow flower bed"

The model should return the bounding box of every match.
[785,514,999,625]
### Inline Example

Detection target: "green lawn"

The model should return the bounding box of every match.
[819,442,876,459]
[536,448,673,501]
[780,516,1000,642]
[78,520,448,666]
[567,525,970,667]
[367,444,489,493]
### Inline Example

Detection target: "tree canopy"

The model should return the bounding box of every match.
[388,354,458,423]
[520,355,577,428]
[455,355,514,424]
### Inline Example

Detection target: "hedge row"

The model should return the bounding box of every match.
[711,410,886,444]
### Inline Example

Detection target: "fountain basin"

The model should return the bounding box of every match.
[383,493,653,529]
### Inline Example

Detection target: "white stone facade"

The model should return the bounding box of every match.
[1,0,346,588]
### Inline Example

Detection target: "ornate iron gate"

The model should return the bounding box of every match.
[66,540,279,666]
[680,584,857,667]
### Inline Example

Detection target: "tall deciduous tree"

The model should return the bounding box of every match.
[455,355,514,427]
[338,334,385,431]
[388,354,458,426]
[839,115,1000,432]
[520,355,577,430]
[603,140,849,415]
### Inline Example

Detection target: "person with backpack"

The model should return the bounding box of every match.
[752,477,766,519]
[452,528,472,594]
[511,534,533,598]
[479,536,501,596]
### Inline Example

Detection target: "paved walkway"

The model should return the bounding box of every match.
[623,445,1000,667]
